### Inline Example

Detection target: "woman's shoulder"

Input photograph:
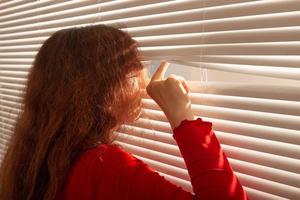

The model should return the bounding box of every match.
[61,144,137,199]
[83,143,132,158]
[65,143,139,185]
[77,143,139,169]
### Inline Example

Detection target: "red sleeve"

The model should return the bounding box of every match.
[172,117,248,200]
[108,118,248,199]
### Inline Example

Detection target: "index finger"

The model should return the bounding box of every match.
[150,61,170,82]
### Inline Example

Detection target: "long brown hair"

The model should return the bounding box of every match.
[0,24,148,200]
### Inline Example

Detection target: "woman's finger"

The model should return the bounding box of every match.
[150,61,169,82]
[177,76,190,93]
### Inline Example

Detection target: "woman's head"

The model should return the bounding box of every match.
[0,24,149,200]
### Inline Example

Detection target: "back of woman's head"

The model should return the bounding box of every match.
[0,24,148,200]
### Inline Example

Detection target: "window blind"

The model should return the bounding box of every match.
[0,0,300,199]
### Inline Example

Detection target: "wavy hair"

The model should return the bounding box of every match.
[0,24,148,200]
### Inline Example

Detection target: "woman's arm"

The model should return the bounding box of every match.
[173,117,248,199]
[114,117,248,200]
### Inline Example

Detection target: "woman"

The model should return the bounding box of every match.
[0,24,248,200]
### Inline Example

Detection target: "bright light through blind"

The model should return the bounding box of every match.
[0,0,300,200]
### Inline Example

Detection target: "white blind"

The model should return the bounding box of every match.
[0,1,300,199]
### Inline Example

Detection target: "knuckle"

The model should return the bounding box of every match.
[146,82,159,96]
[146,84,153,93]
[166,76,175,82]
[166,76,180,84]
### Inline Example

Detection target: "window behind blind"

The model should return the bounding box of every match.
[0,1,299,199]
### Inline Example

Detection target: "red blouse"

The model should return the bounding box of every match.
[56,118,248,200]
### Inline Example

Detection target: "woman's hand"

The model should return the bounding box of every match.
[146,61,195,130]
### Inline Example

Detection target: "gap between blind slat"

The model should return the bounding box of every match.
[0,123,14,132]
[0,71,29,79]
[169,60,300,80]
[135,27,300,46]
[0,100,22,110]
[234,172,300,199]
[130,117,300,160]
[2,0,300,35]
[0,105,20,116]
[0,0,254,31]
[2,54,300,68]
[0,23,92,40]
[0,0,269,32]
[0,88,24,99]
[0,77,27,85]
[127,11,300,37]
[0,111,19,121]
[142,95,300,116]
[0,60,300,80]
[1,0,298,23]
[2,11,300,40]
[142,97,300,130]
[141,107,300,131]
[2,11,300,41]
[114,131,300,174]
[186,81,300,101]
[0,129,11,140]
[134,117,300,147]
[140,43,300,56]
[3,27,300,47]
[0,0,27,12]
[0,65,31,71]
[144,55,300,68]
[1,79,299,102]
[0,0,85,18]
[0,58,33,65]
[0,0,162,22]
[118,124,300,160]
[2,42,300,56]
[0,13,99,34]
[0,82,26,90]
[99,0,300,29]
[245,187,288,200]
[0,116,17,127]
[0,0,201,27]
[114,140,300,188]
